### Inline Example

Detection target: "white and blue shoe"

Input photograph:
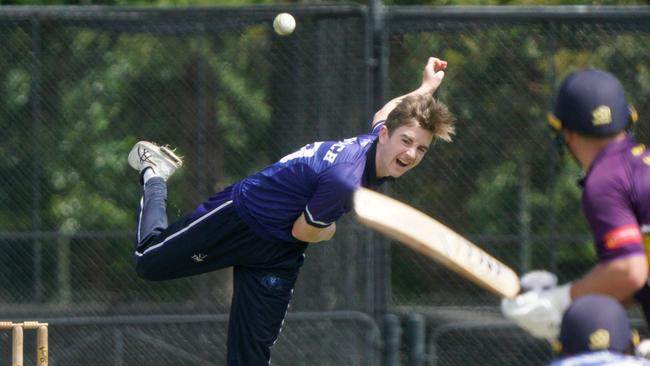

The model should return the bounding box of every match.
[128,141,183,182]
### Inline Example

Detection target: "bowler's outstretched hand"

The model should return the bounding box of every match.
[372,55,448,125]
[420,57,447,93]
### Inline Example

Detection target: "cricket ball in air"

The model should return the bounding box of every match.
[273,13,296,36]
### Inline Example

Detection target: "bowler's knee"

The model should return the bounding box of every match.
[134,257,167,281]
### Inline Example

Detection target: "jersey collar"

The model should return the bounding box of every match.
[363,139,395,189]
[579,135,636,187]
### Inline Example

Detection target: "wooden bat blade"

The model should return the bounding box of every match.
[353,187,520,299]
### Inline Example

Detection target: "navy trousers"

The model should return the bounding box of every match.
[135,177,308,365]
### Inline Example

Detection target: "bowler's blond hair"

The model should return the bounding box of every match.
[385,94,456,142]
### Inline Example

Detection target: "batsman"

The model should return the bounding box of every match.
[502,69,650,341]
[127,57,456,365]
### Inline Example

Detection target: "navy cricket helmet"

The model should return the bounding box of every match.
[559,294,638,355]
[548,69,638,137]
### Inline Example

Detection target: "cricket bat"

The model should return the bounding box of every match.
[353,187,520,299]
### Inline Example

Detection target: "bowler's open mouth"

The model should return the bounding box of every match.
[396,158,409,168]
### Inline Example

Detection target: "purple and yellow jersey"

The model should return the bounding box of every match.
[581,136,650,317]
[211,122,392,242]
[582,136,650,262]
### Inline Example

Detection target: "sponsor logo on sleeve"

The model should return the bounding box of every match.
[604,224,642,250]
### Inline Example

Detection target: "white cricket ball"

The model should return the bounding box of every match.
[273,13,296,36]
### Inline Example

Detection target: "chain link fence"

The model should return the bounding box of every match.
[386,6,650,365]
[1,5,650,365]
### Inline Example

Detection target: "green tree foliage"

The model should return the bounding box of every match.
[2,6,650,310]
[0,14,278,306]
[388,17,650,304]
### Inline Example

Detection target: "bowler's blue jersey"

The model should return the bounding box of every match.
[193,123,392,242]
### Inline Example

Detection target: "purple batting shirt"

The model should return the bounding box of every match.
[581,135,650,320]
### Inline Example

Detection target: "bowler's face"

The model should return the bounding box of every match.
[375,123,434,178]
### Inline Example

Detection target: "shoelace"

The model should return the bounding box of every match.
[138,148,157,167]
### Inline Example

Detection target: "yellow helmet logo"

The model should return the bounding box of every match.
[633,330,641,346]
[592,106,612,126]
[630,105,639,124]
[547,113,562,132]
[589,329,611,350]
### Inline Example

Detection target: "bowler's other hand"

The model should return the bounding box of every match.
[421,56,447,93]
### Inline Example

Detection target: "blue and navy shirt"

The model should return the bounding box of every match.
[548,351,650,366]
[199,123,392,243]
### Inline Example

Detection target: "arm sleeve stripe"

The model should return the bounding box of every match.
[305,205,332,228]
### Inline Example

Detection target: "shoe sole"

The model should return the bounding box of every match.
[157,145,183,167]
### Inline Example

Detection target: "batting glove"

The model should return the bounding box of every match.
[636,339,650,359]
[501,278,571,341]
[520,270,558,292]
